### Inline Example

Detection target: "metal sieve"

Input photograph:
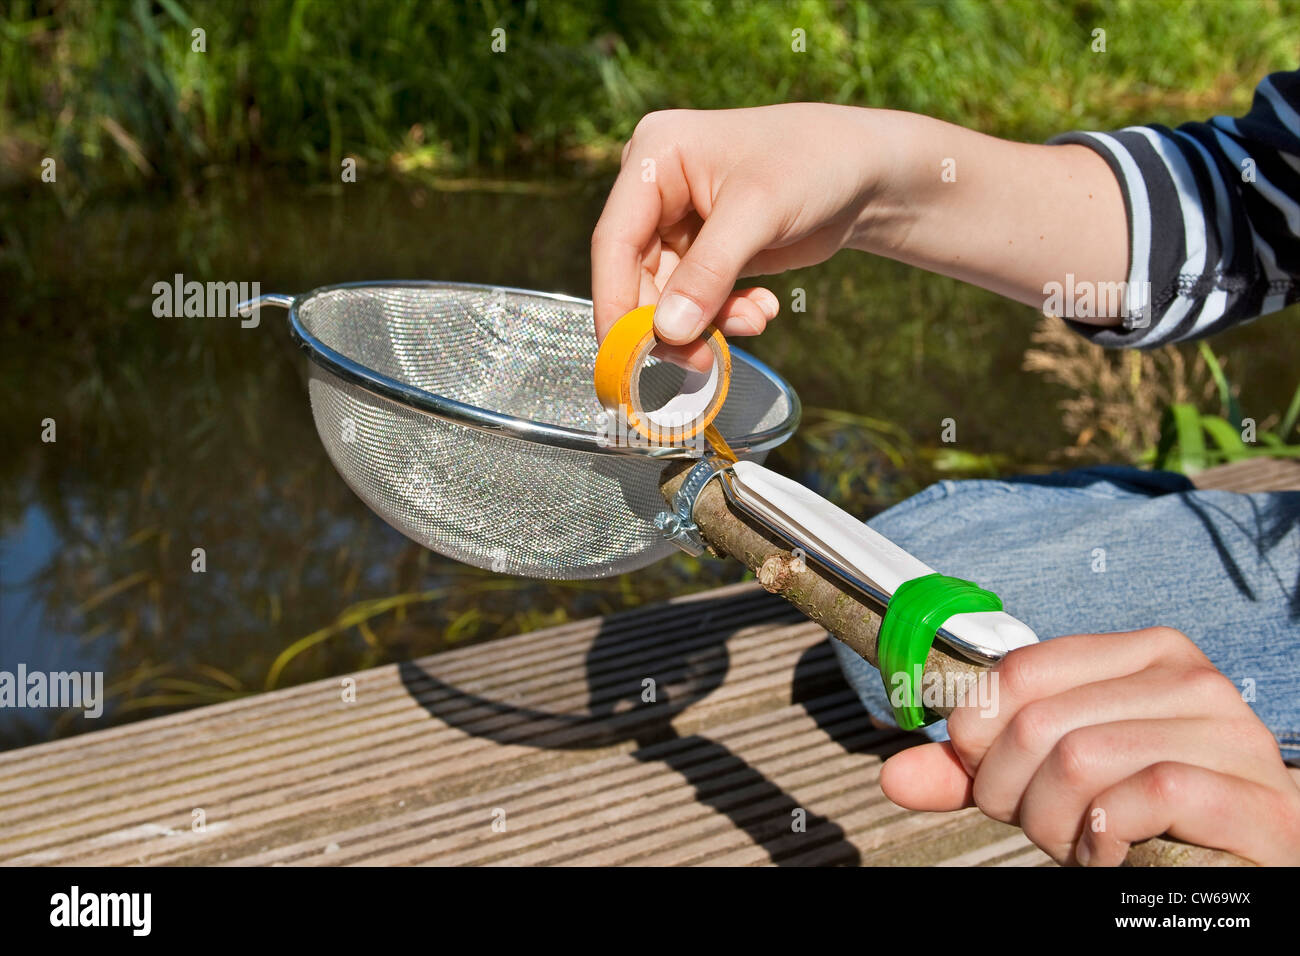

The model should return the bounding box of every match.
[245,281,800,579]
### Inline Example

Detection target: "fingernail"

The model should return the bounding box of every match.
[754,288,779,319]
[655,294,705,342]
[1075,838,1093,866]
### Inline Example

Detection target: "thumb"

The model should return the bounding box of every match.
[879,741,975,812]
[654,194,772,344]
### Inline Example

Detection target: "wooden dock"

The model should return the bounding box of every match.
[3,458,1297,866]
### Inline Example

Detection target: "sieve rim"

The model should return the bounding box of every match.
[279,280,801,460]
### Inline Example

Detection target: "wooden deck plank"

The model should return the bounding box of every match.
[243,704,879,867]
[3,458,1296,866]
[1188,457,1300,492]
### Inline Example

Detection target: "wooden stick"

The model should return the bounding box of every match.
[660,462,1252,867]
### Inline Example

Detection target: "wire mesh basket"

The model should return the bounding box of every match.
[255,281,800,579]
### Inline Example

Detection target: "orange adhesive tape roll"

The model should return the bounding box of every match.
[594,304,732,446]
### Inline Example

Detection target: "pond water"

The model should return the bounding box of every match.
[3,175,1297,748]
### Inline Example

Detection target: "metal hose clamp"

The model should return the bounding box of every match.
[655,456,733,555]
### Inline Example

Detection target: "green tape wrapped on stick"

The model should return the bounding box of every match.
[877,573,1004,730]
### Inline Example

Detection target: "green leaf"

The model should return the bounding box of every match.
[1199,414,1248,462]
[1197,341,1241,428]
[1279,381,1300,442]
[1153,407,1177,471]
[154,0,193,28]
[1241,444,1300,458]
[1156,403,1208,474]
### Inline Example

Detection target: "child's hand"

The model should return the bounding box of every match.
[879,627,1300,865]
[591,104,1128,369]
[590,104,886,370]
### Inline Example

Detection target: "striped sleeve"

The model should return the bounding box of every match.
[1047,69,1300,349]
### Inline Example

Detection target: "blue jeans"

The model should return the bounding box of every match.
[832,467,1300,762]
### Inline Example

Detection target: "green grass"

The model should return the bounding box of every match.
[1151,344,1300,474]
[3,0,1298,196]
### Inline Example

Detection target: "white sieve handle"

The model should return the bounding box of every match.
[719,460,1039,663]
